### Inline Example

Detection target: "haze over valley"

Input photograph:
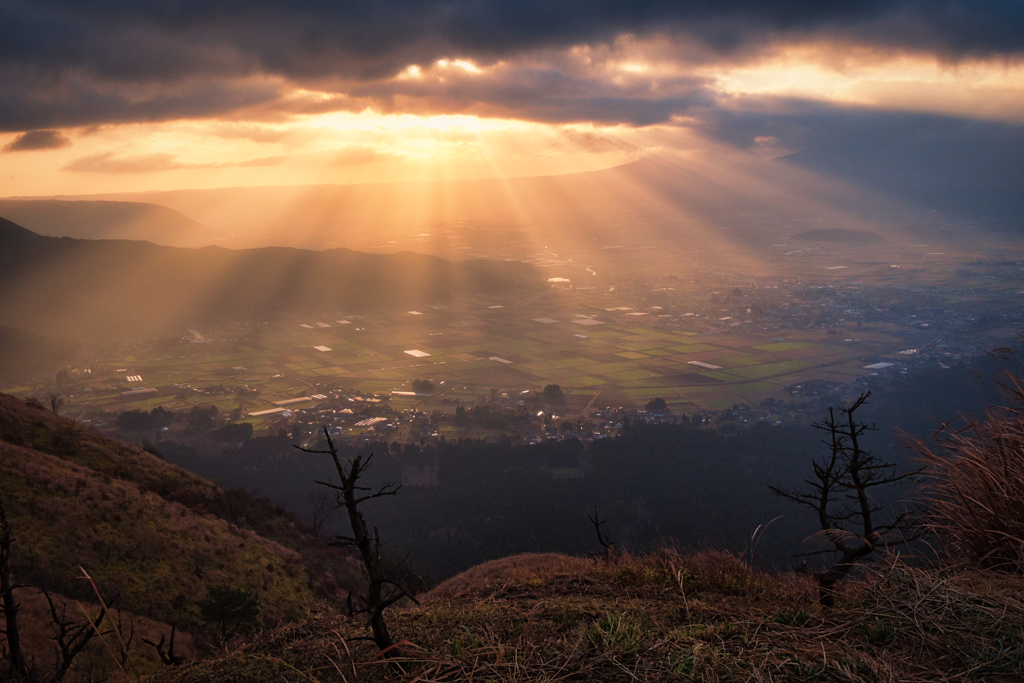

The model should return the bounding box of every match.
[3,1,1024,680]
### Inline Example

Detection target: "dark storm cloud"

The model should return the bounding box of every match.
[0,67,283,132]
[2,129,71,151]
[2,1,1023,129]
[336,66,715,125]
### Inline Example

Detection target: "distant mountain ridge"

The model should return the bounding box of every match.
[0,217,538,337]
[33,153,929,253]
[0,199,213,247]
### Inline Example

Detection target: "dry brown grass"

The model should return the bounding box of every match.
[838,556,1024,679]
[145,549,1024,682]
[912,393,1024,572]
[424,553,596,601]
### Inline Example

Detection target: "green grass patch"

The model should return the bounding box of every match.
[726,361,815,379]
[601,370,658,382]
[713,356,764,368]
[579,330,623,340]
[624,388,675,400]
[699,370,745,382]
[728,381,783,395]
[667,344,719,354]
[562,375,606,388]
[585,362,639,374]
[752,342,815,352]
[549,357,593,368]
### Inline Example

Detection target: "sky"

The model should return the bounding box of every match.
[1,0,1023,197]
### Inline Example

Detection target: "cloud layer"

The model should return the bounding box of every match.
[2,129,71,151]
[3,1,1024,131]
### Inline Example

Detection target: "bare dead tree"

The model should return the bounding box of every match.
[45,393,65,415]
[588,506,616,561]
[142,626,184,667]
[0,497,29,680]
[294,428,419,657]
[112,607,134,672]
[221,488,252,527]
[42,587,108,683]
[306,491,336,539]
[770,392,922,607]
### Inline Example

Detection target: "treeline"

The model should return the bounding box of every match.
[149,348,1014,582]
[117,405,253,442]
[155,421,850,581]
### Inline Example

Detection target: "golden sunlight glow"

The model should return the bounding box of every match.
[397,65,424,80]
[3,35,1023,199]
[0,109,652,197]
[712,46,1024,123]
[617,62,651,73]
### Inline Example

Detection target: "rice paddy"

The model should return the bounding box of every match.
[27,293,920,423]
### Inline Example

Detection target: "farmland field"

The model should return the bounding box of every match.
[18,291,936,426]
[10,231,1019,430]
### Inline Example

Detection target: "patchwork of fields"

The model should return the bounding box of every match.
[33,297,912,419]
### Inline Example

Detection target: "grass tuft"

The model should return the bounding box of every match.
[912,370,1024,572]
[585,610,645,658]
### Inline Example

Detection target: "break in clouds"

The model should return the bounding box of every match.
[2,0,1024,131]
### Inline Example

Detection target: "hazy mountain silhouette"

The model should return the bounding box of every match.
[0,323,74,383]
[779,129,1024,231]
[42,152,937,253]
[0,217,538,337]
[0,199,214,247]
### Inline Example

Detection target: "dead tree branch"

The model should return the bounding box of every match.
[770,392,922,607]
[142,625,184,667]
[45,392,65,415]
[306,491,336,539]
[588,506,616,561]
[296,428,417,661]
[42,587,108,683]
[1,496,29,681]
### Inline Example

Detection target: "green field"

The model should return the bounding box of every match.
[10,297,919,418]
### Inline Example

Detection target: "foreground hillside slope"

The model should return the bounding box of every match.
[0,393,327,627]
[150,551,1024,682]
[0,218,538,337]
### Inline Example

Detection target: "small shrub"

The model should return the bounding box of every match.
[613,563,668,588]
[661,549,774,597]
[198,586,260,641]
[448,627,482,657]
[972,636,1024,676]
[586,610,644,658]
[666,648,697,675]
[774,608,813,628]
[833,656,877,679]
[785,658,830,681]
[860,619,898,647]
